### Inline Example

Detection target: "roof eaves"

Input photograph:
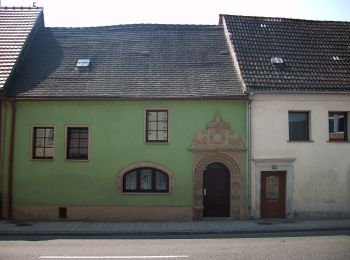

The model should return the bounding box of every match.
[7,94,248,101]
[247,86,350,94]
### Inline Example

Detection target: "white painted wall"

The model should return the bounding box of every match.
[250,93,350,218]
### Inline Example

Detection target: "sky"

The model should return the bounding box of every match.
[2,0,350,27]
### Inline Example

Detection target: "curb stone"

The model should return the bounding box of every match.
[1,226,349,237]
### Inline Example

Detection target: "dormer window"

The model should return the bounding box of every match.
[75,59,90,68]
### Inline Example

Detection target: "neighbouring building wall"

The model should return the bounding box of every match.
[0,95,3,218]
[2,99,247,220]
[250,93,350,218]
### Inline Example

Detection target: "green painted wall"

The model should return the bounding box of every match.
[2,99,246,207]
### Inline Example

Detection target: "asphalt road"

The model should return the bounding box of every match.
[0,231,349,260]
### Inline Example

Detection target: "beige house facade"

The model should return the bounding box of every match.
[221,14,350,218]
[250,94,350,218]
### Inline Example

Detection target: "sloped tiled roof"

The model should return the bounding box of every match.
[7,24,244,99]
[222,15,350,93]
[0,7,43,89]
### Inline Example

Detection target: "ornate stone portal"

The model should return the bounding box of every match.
[190,112,246,219]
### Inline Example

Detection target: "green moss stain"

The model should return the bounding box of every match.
[3,100,247,207]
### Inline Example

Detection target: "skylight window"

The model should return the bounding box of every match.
[76,59,90,68]
[271,57,284,64]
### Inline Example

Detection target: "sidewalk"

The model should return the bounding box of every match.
[1,218,349,236]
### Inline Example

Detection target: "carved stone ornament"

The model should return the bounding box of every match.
[190,112,246,219]
[190,111,246,151]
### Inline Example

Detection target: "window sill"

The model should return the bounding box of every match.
[65,159,90,162]
[327,140,350,143]
[145,142,170,145]
[31,158,54,161]
[287,140,314,143]
[121,192,171,195]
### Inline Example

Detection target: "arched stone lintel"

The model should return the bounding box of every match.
[194,153,242,179]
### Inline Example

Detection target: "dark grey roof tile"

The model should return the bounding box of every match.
[8,24,244,98]
[0,7,42,88]
[222,15,350,92]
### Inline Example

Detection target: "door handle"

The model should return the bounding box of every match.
[203,188,207,196]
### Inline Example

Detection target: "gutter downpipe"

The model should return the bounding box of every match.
[7,99,16,219]
[0,94,3,218]
[247,92,253,219]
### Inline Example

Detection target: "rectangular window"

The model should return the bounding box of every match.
[329,112,348,141]
[66,127,89,160]
[32,126,55,159]
[76,59,90,67]
[288,112,310,141]
[146,110,168,143]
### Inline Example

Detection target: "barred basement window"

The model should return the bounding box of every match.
[145,110,168,143]
[66,127,89,160]
[123,168,169,193]
[32,126,55,159]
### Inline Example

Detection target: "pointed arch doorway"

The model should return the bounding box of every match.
[203,162,230,217]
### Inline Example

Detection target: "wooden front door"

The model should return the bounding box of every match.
[203,163,230,217]
[261,171,286,218]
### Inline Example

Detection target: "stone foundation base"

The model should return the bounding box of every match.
[292,211,350,219]
[250,211,350,219]
[4,204,193,221]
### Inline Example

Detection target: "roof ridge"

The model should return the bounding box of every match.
[46,23,222,30]
[47,23,221,30]
[220,14,350,24]
[0,6,43,10]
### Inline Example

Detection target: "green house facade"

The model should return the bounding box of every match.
[2,24,247,220]
[0,7,44,217]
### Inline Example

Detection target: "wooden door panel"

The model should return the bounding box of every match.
[203,166,230,217]
[261,171,286,218]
